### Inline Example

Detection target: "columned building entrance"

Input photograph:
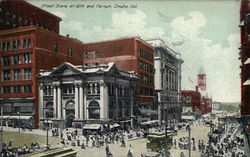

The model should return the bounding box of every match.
[65,101,75,128]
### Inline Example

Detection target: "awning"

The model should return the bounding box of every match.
[1,116,32,120]
[244,58,250,65]
[83,124,101,130]
[110,123,120,129]
[243,78,250,86]
[239,21,244,27]
[141,120,159,125]
[44,120,52,123]
[181,115,195,120]
[120,120,131,123]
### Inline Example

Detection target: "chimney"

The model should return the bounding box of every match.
[66,34,69,38]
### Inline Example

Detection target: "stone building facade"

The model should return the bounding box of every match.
[38,62,137,129]
[147,39,183,126]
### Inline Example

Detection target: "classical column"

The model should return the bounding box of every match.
[84,84,87,119]
[53,85,57,118]
[57,85,61,119]
[130,85,134,129]
[100,81,107,119]
[74,84,79,119]
[38,84,44,120]
[115,83,119,118]
[79,83,84,119]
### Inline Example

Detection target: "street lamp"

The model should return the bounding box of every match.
[164,107,169,157]
[186,124,191,157]
[17,112,20,133]
[0,99,3,153]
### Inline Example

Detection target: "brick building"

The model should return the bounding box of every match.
[0,0,85,128]
[240,0,250,116]
[0,0,61,33]
[181,67,212,115]
[181,89,201,113]
[83,37,155,122]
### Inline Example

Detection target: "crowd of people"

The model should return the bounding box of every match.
[201,122,245,157]
[1,141,42,157]
[58,128,146,157]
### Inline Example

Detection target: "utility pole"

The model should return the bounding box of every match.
[46,118,49,150]
[164,107,168,157]
[187,125,191,157]
[18,112,20,133]
[0,104,3,154]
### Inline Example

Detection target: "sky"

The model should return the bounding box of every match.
[28,0,241,102]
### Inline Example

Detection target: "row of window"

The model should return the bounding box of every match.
[53,43,73,57]
[138,48,153,62]
[84,51,98,59]
[161,69,178,91]
[1,9,57,33]
[107,83,130,96]
[2,68,31,81]
[87,83,100,95]
[139,73,154,86]
[2,53,31,66]
[2,85,32,94]
[138,87,154,96]
[139,61,154,73]
[1,39,31,52]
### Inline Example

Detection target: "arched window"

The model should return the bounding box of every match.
[45,102,53,118]
[88,101,100,119]
[65,101,75,110]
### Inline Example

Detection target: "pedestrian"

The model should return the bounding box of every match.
[105,145,109,156]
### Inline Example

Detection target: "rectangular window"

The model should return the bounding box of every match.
[2,70,10,81]
[6,41,10,51]
[68,48,72,57]
[12,41,17,50]
[53,44,58,52]
[24,85,32,93]
[3,86,10,93]
[13,69,20,80]
[23,39,27,49]
[1,41,6,51]
[24,68,31,80]
[13,55,20,64]
[13,86,21,93]
[2,56,10,66]
[27,39,31,48]
[23,53,31,64]
[17,40,20,49]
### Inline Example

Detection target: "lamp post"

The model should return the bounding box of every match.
[17,112,20,133]
[0,99,3,154]
[187,125,191,157]
[46,118,49,150]
[164,107,169,157]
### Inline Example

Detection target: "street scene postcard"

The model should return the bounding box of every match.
[0,0,247,156]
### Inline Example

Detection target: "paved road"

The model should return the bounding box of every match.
[169,124,210,157]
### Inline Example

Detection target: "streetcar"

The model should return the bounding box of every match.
[146,131,173,153]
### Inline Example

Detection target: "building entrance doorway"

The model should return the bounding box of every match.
[65,101,75,128]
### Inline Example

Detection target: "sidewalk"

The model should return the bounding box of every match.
[2,126,53,137]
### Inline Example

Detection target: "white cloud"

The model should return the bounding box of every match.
[62,10,164,42]
[51,11,67,19]
[168,11,240,102]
